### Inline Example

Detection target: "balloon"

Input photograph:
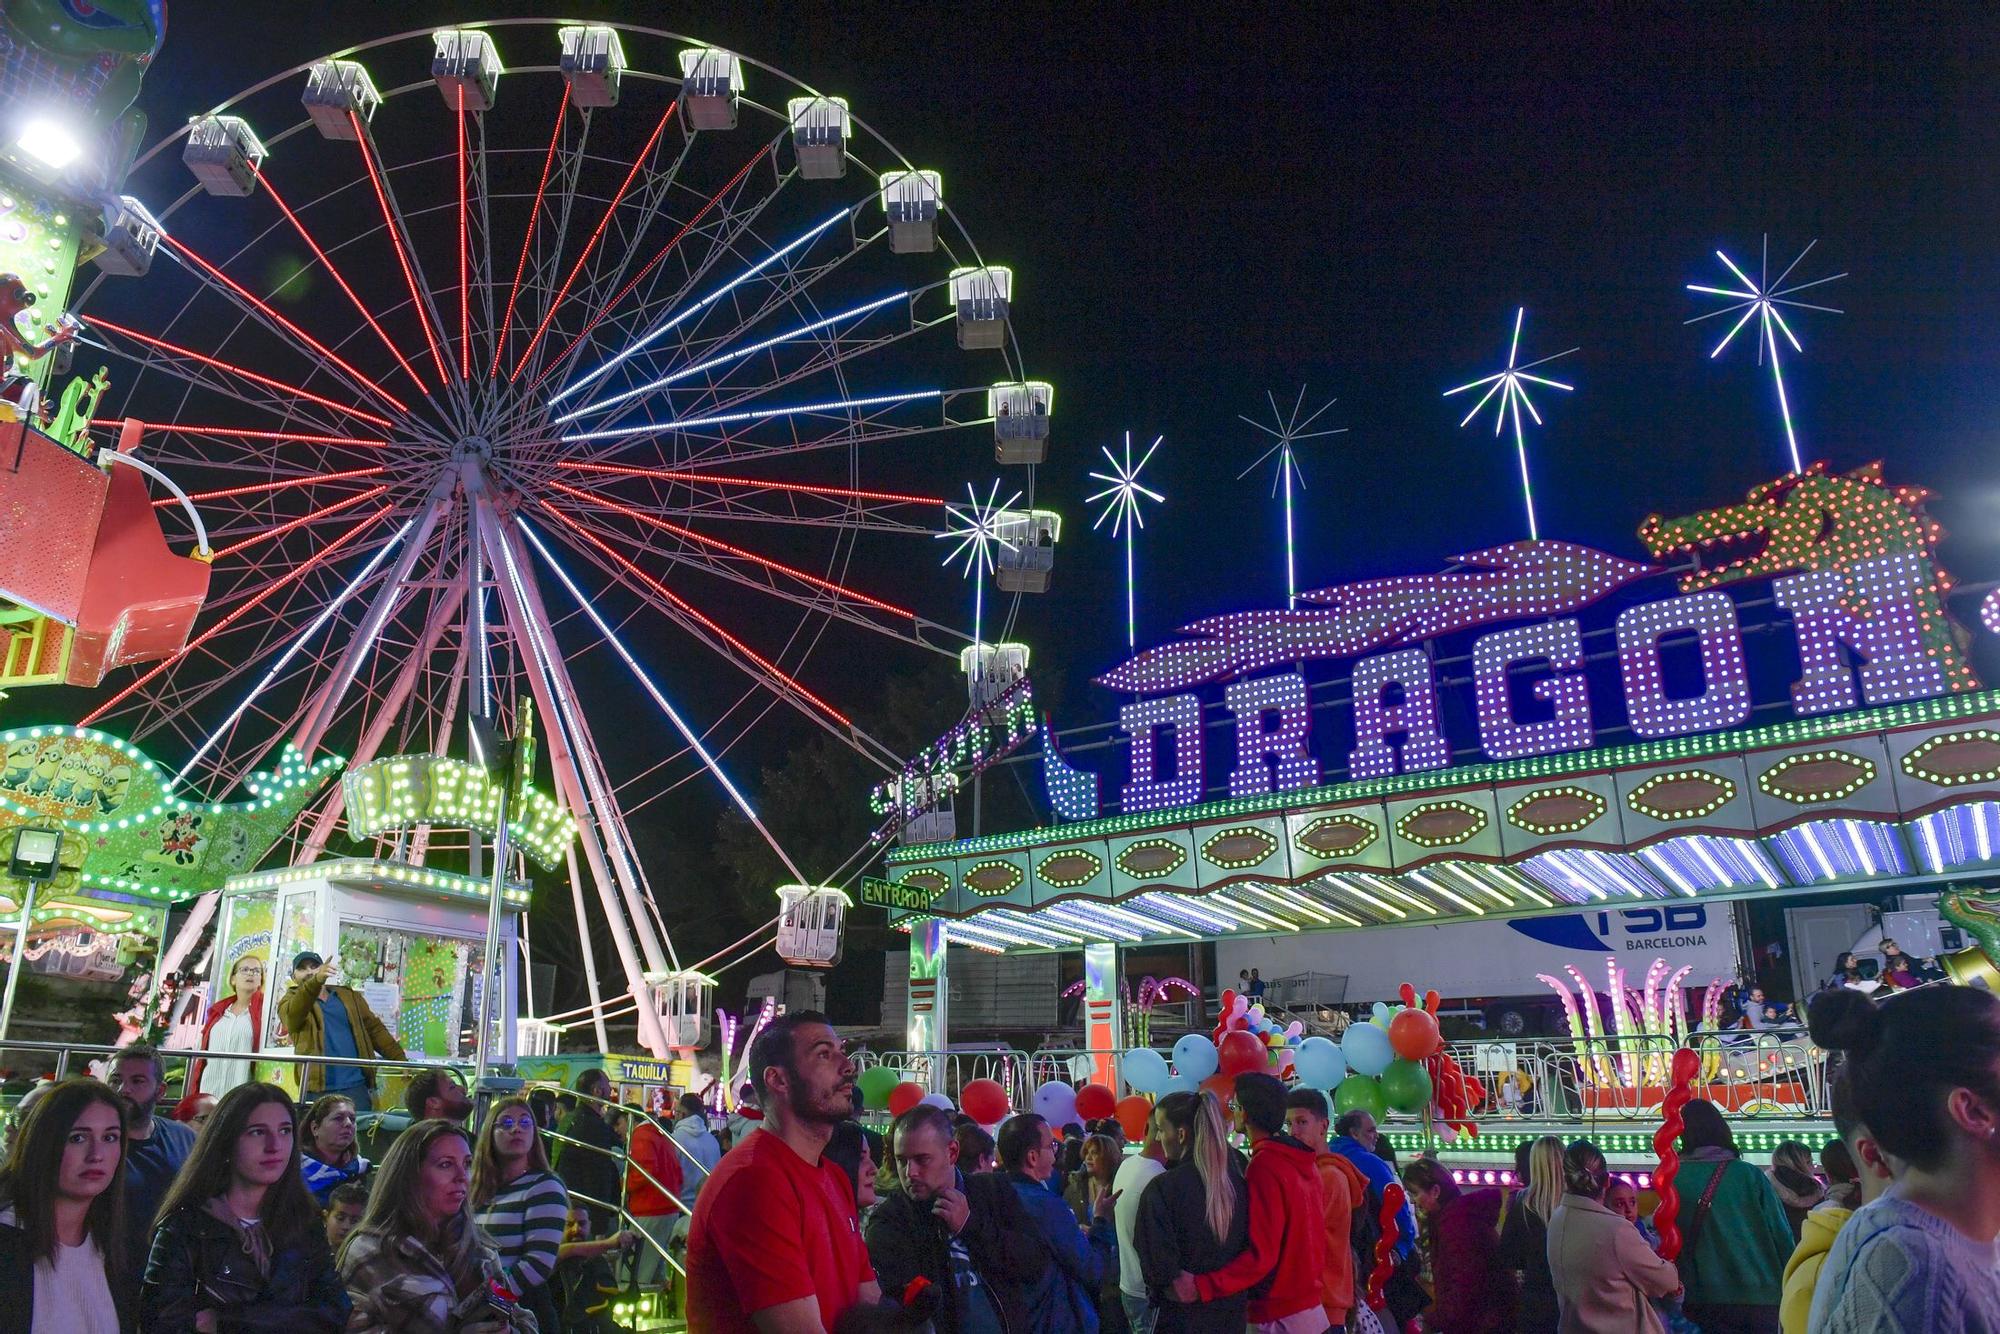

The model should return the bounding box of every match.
[1294,1035,1348,1089]
[887,1081,926,1117]
[1219,1029,1267,1078]
[1162,1073,1199,1094]
[1399,983,1418,1009]
[1369,1002,1395,1026]
[1123,1048,1170,1095]
[1284,1021,1304,1041]
[920,1092,954,1111]
[856,1066,901,1111]
[1219,988,1237,1018]
[1199,1072,1237,1103]
[1033,1080,1078,1129]
[960,1078,1010,1125]
[1333,1075,1387,1120]
[1381,1058,1434,1113]
[1173,1033,1219,1082]
[1115,1094,1154,1142]
[1249,1005,1266,1023]
[1424,989,1441,1014]
[1389,1007,1441,1061]
[1075,1083,1117,1122]
[1342,1020,1394,1077]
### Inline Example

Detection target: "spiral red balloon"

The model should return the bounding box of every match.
[1367,1182,1407,1310]
[1651,1046,1701,1260]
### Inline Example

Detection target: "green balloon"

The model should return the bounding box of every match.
[1380,1059,1434,1114]
[856,1065,900,1111]
[1333,1075,1387,1121]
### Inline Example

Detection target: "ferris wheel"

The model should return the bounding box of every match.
[66,20,1053,1054]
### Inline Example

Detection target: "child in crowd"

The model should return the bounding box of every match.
[324,1179,367,1252]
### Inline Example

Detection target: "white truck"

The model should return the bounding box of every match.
[1217,901,1745,1037]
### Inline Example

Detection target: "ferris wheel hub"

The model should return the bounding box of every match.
[452,435,494,463]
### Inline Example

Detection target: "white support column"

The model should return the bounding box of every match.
[908,919,948,1089]
[1083,942,1123,1091]
[564,842,612,1053]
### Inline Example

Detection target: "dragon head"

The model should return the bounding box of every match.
[11,0,162,60]
[1938,887,2000,991]
[1637,461,1943,593]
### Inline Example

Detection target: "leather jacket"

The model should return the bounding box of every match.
[863,1171,1047,1334]
[140,1203,350,1333]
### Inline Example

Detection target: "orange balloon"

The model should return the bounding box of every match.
[1200,1072,1237,1103]
[1115,1094,1154,1141]
[1388,1007,1441,1061]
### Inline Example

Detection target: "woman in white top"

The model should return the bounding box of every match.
[0,1077,131,1333]
[191,954,264,1099]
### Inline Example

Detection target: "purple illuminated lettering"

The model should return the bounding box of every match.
[1224,672,1320,798]
[1471,618,1594,760]
[1775,553,1951,715]
[1119,693,1205,812]
[1615,591,1752,738]
[1348,647,1451,779]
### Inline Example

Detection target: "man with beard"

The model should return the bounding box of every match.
[687,1011,882,1332]
[556,1068,626,1234]
[865,1104,1044,1333]
[107,1045,195,1273]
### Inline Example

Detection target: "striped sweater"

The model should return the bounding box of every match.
[474,1168,571,1295]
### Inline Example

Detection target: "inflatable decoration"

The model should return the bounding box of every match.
[1651,1047,1700,1260]
[1033,1079,1078,1128]
[887,1080,926,1117]
[960,1078,1010,1125]
[1366,1182,1408,1311]
[856,1065,901,1111]
[1115,1094,1153,1141]
[1074,1082,1117,1122]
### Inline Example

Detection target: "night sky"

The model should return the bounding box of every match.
[99,5,2000,986]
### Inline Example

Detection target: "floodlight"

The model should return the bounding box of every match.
[17,117,82,170]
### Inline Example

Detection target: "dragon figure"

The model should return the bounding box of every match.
[1638,461,1977,694]
[1939,887,2000,989]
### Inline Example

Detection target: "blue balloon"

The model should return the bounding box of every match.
[1033,1080,1077,1128]
[1294,1035,1348,1089]
[1172,1033,1220,1082]
[1161,1073,1199,1094]
[1342,1020,1394,1077]
[1123,1048,1170,1094]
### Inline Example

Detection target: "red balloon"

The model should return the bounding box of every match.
[1218,1029,1266,1077]
[1074,1083,1117,1122]
[1424,989,1441,1014]
[1398,982,1419,1009]
[1388,1007,1441,1061]
[1199,1072,1237,1103]
[960,1078,1010,1125]
[1115,1094,1154,1142]
[886,1081,926,1117]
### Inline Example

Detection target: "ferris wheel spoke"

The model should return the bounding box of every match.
[580,391,982,474]
[81,318,395,432]
[528,138,784,394]
[549,200,855,408]
[351,112,455,391]
[78,503,400,727]
[489,84,572,380]
[155,466,390,510]
[206,485,394,560]
[153,232,411,417]
[467,110,502,385]
[509,99,681,382]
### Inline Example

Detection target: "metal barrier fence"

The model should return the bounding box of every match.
[857,1029,1833,1124]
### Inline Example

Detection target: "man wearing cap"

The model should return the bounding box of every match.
[278,950,406,1110]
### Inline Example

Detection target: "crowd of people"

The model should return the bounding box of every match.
[0,979,1995,1333]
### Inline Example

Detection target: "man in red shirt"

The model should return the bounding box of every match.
[1171,1071,1328,1334]
[688,1011,882,1332]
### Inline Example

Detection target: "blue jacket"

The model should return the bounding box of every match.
[1008,1170,1116,1334]
[1330,1135,1417,1259]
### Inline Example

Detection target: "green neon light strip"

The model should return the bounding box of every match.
[888,688,2000,863]
[225,858,531,907]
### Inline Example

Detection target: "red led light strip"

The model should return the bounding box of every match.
[209,485,390,560]
[510,100,679,381]
[86,317,394,430]
[96,421,386,447]
[538,500,851,726]
[549,479,911,617]
[156,232,409,414]
[152,466,386,508]
[262,175,428,397]
[352,108,450,385]
[491,83,569,380]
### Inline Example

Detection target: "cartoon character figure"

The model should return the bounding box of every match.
[50,745,83,802]
[99,761,131,813]
[0,274,78,424]
[2,739,35,789]
[26,742,61,794]
[70,752,106,811]
[156,810,202,865]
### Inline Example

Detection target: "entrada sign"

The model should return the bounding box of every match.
[1051,464,1980,818]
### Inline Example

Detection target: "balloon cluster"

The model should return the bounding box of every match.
[1328,984,1483,1137]
[855,1065,956,1119]
[1121,987,1306,1103]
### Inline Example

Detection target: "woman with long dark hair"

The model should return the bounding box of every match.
[1403,1156,1513,1334]
[470,1096,569,1334]
[140,1081,348,1332]
[1134,1091,1249,1333]
[338,1118,534,1332]
[0,1078,130,1332]
[1806,985,2000,1334]
[1670,1098,1793,1333]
